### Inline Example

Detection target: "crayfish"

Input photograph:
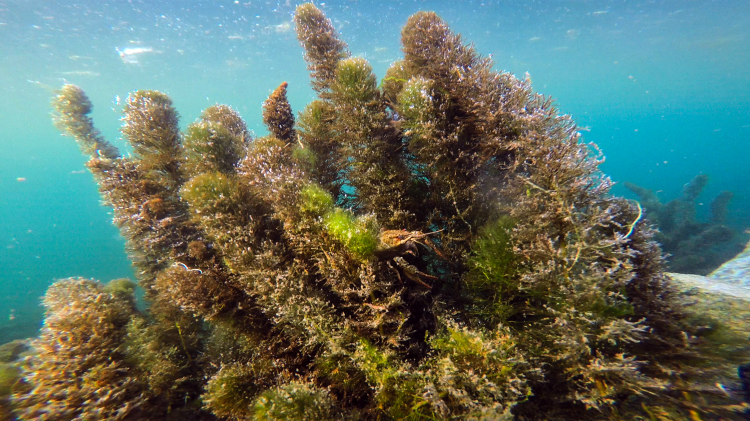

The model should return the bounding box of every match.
[375,229,446,289]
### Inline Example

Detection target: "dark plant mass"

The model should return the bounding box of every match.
[7,4,747,420]
[625,175,743,275]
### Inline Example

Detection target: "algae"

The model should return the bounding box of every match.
[9,4,749,420]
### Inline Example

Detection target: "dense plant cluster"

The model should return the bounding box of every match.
[0,340,28,421]
[625,175,743,275]
[8,4,747,420]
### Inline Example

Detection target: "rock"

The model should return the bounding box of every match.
[667,237,750,342]
[668,273,750,302]
[668,238,750,309]
[667,250,750,342]
[0,339,29,363]
[710,238,750,288]
[669,270,750,342]
[667,239,750,405]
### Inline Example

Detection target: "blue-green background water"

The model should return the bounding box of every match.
[1,0,748,344]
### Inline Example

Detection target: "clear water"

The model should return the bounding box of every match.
[1,0,748,344]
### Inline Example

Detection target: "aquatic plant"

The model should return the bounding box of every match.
[12,278,145,420]
[0,340,28,421]
[15,4,748,419]
[625,175,743,275]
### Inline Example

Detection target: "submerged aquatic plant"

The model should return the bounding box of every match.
[0,340,28,421]
[13,4,748,420]
[13,278,145,420]
[625,175,743,275]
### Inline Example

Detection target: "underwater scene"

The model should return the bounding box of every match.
[1,0,749,419]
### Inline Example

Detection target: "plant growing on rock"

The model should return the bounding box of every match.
[13,4,748,420]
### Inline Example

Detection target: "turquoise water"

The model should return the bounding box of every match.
[0,0,748,344]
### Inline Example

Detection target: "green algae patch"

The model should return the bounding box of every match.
[332,57,378,104]
[299,184,334,215]
[463,216,519,325]
[291,145,317,168]
[252,382,334,420]
[181,172,242,216]
[397,76,435,125]
[203,362,275,420]
[323,208,378,260]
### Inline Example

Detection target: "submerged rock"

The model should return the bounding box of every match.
[668,240,750,406]
[669,238,750,302]
[668,239,750,343]
[710,238,750,288]
[669,272,750,341]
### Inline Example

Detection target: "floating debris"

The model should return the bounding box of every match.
[116,46,155,64]
[58,70,100,76]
